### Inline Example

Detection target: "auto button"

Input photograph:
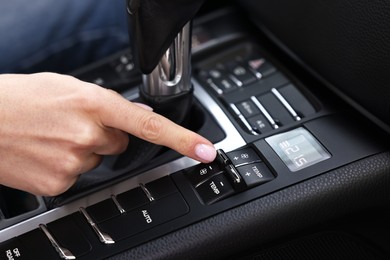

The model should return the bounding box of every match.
[98,193,189,241]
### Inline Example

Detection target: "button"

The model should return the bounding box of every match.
[247,58,276,78]
[214,77,237,93]
[227,148,262,167]
[236,100,260,118]
[0,237,25,260]
[186,161,223,187]
[257,93,295,126]
[111,53,136,78]
[271,88,301,121]
[201,66,238,94]
[116,187,149,212]
[195,173,235,204]
[99,193,189,241]
[79,207,115,245]
[145,176,178,200]
[278,84,316,117]
[251,96,279,129]
[209,68,224,79]
[140,183,155,202]
[230,104,259,135]
[38,224,77,259]
[205,78,223,95]
[86,198,121,223]
[16,229,60,259]
[46,214,92,257]
[229,64,256,86]
[247,114,273,134]
[236,163,274,187]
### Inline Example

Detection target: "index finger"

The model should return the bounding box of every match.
[97,89,217,163]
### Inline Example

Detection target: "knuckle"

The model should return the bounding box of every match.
[139,115,163,141]
[40,176,74,196]
[73,125,100,148]
[60,154,83,175]
[44,183,67,197]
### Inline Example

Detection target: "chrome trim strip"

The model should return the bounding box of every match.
[251,96,279,129]
[229,103,258,135]
[206,78,223,95]
[228,74,243,87]
[271,88,301,121]
[111,195,126,214]
[39,224,76,259]
[79,207,115,244]
[0,79,245,242]
[226,165,241,184]
[248,67,262,79]
[139,183,155,202]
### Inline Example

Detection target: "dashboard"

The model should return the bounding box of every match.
[1,2,390,259]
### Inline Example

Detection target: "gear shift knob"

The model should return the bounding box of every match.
[127,0,205,123]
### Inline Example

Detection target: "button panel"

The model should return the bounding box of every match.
[197,43,316,136]
[0,175,189,258]
[186,148,274,204]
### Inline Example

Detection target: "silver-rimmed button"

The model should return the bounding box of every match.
[39,224,76,260]
[79,207,115,244]
[251,96,279,129]
[271,88,301,121]
[111,194,126,214]
[140,183,155,202]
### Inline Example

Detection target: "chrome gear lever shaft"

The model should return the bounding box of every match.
[127,0,205,123]
[142,22,192,96]
[139,22,193,124]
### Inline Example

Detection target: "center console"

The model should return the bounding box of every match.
[0,7,389,260]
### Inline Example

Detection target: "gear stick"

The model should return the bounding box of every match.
[44,1,208,207]
[127,0,206,124]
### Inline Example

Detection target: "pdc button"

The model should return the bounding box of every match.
[237,163,274,187]
[195,173,234,204]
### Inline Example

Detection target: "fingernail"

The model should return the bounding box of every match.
[134,102,153,111]
[195,143,217,162]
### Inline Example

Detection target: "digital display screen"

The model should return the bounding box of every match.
[266,128,331,171]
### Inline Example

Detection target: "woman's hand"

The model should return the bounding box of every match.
[0,73,216,196]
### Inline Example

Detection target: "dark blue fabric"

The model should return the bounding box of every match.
[0,0,129,73]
